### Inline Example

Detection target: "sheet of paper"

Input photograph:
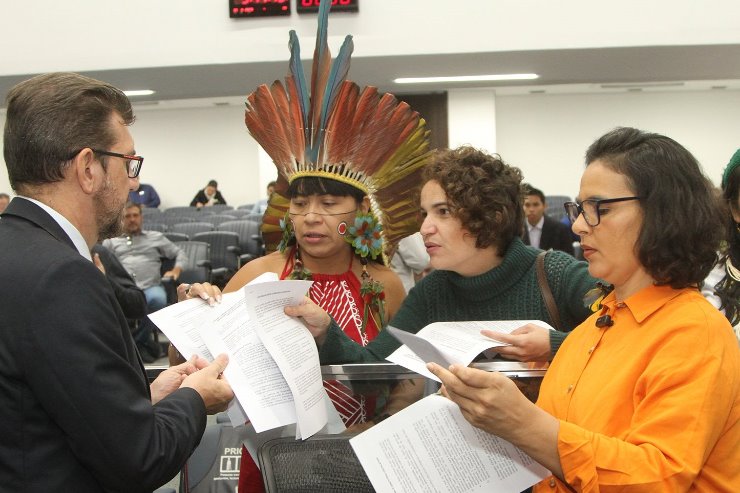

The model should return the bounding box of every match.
[241,391,346,469]
[148,293,242,361]
[242,280,328,440]
[198,294,297,432]
[386,321,553,382]
[350,394,549,492]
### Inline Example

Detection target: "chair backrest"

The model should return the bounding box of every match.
[144,222,167,233]
[163,206,199,215]
[217,220,263,257]
[179,420,251,493]
[192,231,240,272]
[174,241,211,285]
[226,208,252,218]
[245,213,264,223]
[258,435,374,493]
[208,214,239,226]
[164,231,190,243]
[545,195,572,222]
[162,215,194,229]
[237,203,255,210]
[164,206,215,221]
[169,221,214,238]
[141,207,164,221]
[206,204,234,212]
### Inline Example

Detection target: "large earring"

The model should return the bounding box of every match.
[278,212,295,254]
[288,245,312,280]
[359,257,386,336]
[346,212,383,260]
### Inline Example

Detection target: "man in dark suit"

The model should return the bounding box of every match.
[0,72,234,492]
[522,185,575,256]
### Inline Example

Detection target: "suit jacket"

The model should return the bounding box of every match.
[0,198,206,493]
[523,214,575,256]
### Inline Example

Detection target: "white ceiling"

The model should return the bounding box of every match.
[2,44,740,111]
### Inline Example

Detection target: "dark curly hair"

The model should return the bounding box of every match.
[585,127,721,289]
[422,146,524,251]
[715,163,740,325]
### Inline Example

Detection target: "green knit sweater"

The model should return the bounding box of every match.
[319,237,598,364]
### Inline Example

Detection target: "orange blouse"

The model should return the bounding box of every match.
[535,285,740,492]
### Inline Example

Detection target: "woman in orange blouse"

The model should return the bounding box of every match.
[430,127,740,492]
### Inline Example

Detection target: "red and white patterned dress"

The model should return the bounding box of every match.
[280,247,380,425]
[238,248,382,492]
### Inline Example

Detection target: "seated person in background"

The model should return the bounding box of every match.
[290,146,600,366]
[430,127,740,492]
[703,148,740,343]
[128,182,161,208]
[190,179,226,208]
[0,192,9,213]
[522,184,575,256]
[250,180,276,214]
[104,201,187,360]
[390,232,431,293]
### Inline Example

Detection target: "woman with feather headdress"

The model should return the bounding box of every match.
[222,0,432,490]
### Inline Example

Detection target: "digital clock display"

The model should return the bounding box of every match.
[297,0,359,14]
[230,0,290,18]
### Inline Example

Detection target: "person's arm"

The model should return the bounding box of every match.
[190,191,203,207]
[215,191,227,205]
[549,252,598,354]
[160,235,188,280]
[24,258,216,491]
[286,279,430,364]
[429,364,564,478]
[93,248,148,319]
[146,185,161,209]
[482,254,594,362]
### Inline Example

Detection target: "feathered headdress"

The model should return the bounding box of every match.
[244,0,431,265]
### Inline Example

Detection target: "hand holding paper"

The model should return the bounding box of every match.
[386,320,554,381]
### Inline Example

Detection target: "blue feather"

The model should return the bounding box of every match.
[306,0,333,163]
[288,30,309,134]
[319,34,354,132]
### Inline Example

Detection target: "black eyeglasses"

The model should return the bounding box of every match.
[564,196,641,227]
[68,148,144,178]
[91,149,144,178]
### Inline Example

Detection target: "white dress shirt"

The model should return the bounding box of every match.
[526,216,545,249]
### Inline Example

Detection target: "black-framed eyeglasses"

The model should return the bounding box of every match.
[68,148,144,178]
[91,149,144,178]
[564,196,641,227]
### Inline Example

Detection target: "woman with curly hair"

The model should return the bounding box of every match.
[703,148,740,343]
[289,146,599,365]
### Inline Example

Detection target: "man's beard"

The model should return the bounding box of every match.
[94,176,125,241]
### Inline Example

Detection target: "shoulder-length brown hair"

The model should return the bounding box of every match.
[585,127,721,288]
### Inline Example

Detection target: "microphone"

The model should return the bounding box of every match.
[595,315,614,328]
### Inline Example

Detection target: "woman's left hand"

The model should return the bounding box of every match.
[177,282,222,305]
